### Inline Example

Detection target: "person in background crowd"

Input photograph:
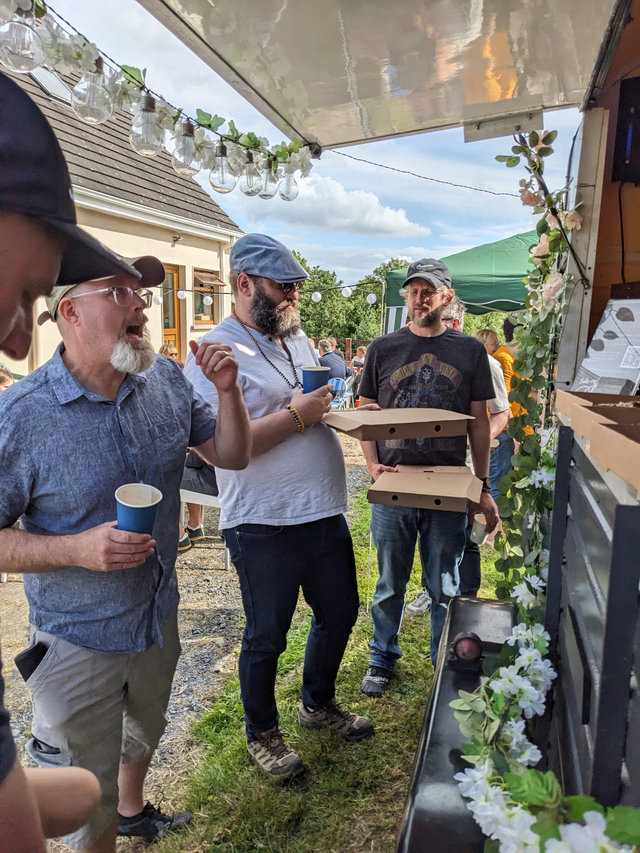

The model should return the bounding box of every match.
[158,342,178,361]
[0,256,251,852]
[318,338,354,380]
[358,261,498,697]
[0,368,14,392]
[186,234,374,783]
[493,317,534,444]
[0,71,151,853]
[328,337,345,360]
[352,346,367,370]
[477,329,514,501]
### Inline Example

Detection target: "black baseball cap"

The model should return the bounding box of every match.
[403,258,452,289]
[0,71,140,287]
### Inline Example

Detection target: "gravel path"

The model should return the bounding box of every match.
[0,435,369,850]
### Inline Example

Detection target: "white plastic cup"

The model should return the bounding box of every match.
[469,513,487,545]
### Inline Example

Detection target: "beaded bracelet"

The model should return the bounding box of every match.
[286,404,305,434]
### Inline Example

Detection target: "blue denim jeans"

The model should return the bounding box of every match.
[369,504,467,667]
[224,515,359,739]
[490,430,515,500]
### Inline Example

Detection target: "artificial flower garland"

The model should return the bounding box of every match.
[451,132,640,852]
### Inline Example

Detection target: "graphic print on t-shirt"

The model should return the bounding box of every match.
[390,352,462,410]
[387,352,462,457]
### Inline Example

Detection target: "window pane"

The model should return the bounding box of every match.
[194,289,213,323]
[163,273,175,329]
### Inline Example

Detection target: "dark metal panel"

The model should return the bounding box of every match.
[591,505,640,806]
[396,598,516,853]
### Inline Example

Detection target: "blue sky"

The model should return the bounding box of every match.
[54,0,582,283]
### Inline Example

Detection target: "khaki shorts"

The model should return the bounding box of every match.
[26,608,181,851]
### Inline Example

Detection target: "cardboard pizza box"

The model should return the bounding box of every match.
[367,465,482,512]
[555,389,638,418]
[570,402,640,441]
[323,409,472,441]
[589,422,640,492]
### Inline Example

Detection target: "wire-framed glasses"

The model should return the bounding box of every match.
[66,285,155,309]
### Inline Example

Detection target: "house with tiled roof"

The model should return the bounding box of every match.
[3,68,243,376]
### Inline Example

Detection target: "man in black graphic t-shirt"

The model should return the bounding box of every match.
[358,259,499,695]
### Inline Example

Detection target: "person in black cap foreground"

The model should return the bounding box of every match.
[0,71,143,852]
[185,233,375,782]
[0,71,140,363]
[358,259,499,697]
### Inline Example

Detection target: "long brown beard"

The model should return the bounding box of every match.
[250,281,301,340]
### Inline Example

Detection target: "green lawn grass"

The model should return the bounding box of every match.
[159,493,498,853]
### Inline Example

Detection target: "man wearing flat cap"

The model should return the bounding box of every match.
[358,259,499,697]
[0,72,252,851]
[185,233,374,782]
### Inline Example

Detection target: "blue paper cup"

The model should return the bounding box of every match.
[302,366,330,393]
[115,483,163,535]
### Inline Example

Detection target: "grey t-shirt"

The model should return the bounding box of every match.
[0,659,16,784]
[359,326,495,467]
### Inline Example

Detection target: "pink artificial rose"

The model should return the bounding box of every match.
[545,212,560,230]
[530,234,550,259]
[545,272,564,294]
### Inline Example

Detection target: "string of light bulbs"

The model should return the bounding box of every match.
[0,0,312,200]
[159,283,380,305]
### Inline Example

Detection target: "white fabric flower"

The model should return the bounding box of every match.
[507,623,550,648]
[545,811,633,852]
[559,209,583,232]
[530,233,551,259]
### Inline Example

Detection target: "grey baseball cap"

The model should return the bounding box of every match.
[230,233,309,284]
[403,258,452,289]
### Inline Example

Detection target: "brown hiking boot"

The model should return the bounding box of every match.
[247,727,307,781]
[299,698,375,742]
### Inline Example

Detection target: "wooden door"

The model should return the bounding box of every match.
[162,266,181,360]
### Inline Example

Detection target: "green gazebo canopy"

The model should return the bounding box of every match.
[385,230,536,316]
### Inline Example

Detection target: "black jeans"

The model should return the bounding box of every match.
[224,514,359,739]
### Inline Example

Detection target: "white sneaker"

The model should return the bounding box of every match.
[405,588,431,616]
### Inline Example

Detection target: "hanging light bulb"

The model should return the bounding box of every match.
[366,293,377,304]
[202,295,214,306]
[172,120,200,177]
[341,287,353,298]
[258,157,279,200]
[311,291,322,303]
[71,57,114,125]
[129,94,164,157]
[209,142,237,194]
[0,5,44,73]
[278,162,299,202]
[177,290,187,300]
[238,151,261,197]
[152,294,163,306]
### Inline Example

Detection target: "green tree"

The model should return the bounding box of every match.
[463,311,507,340]
[294,251,381,340]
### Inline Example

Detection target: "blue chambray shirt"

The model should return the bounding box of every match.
[0,346,216,654]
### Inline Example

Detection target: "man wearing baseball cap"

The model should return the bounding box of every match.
[185,233,374,782]
[0,71,141,363]
[0,71,152,852]
[358,258,499,696]
[0,72,252,853]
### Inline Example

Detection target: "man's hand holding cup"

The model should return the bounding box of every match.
[290,386,332,427]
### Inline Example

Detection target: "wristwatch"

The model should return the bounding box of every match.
[480,477,491,493]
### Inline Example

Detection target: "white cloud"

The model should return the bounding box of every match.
[240,175,431,238]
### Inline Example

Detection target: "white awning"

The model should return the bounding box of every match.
[137,0,625,149]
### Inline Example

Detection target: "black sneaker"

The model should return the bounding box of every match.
[117,801,192,843]
[360,665,393,698]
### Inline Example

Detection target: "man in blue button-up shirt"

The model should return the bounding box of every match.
[0,272,251,852]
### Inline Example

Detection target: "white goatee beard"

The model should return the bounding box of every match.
[110,327,156,375]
